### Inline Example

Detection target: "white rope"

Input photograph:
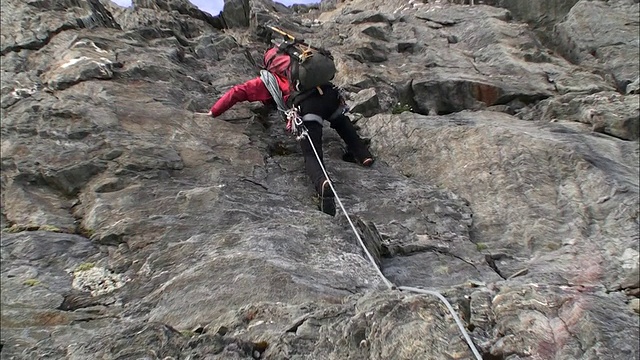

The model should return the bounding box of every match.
[299,127,482,360]
[399,286,483,360]
[258,68,481,358]
[300,127,395,289]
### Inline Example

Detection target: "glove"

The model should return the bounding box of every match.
[195,111,214,117]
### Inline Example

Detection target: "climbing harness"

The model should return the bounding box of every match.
[259,69,316,139]
[260,67,482,360]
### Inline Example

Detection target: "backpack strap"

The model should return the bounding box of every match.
[301,114,323,123]
[289,87,319,107]
[301,105,346,124]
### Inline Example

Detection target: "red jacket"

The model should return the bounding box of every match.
[210,75,290,117]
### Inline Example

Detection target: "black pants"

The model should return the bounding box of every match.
[295,84,372,197]
[299,114,372,197]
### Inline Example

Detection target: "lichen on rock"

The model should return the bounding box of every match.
[71,266,127,296]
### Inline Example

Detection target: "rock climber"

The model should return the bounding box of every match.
[205,44,374,216]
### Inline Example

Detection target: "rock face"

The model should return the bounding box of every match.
[1,0,638,359]
[553,0,639,93]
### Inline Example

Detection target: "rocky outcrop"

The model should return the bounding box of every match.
[1,0,638,359]
[479,0,580,44]
[553,0,640,93]
[0,0,121,56]
[482,0,640,109]
[359,110,639,287]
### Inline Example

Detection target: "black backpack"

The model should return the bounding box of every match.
[266,26,338,106]
[279,41,336,92]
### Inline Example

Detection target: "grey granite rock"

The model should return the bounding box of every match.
[1,0,638,359]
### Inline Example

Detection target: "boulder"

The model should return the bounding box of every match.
[221,0,250,28]
[348,88,381,117]
[361,25,389,42]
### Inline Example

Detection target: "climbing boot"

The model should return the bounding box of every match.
[318,179,336,216]
[342,151,375,167]
[342,151,357,164]
[352,148,374,167]
[319,196,336,216]
[361,157,374,167]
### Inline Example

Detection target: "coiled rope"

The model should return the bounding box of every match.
[259,71,482,359]
[260,70,288,114]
